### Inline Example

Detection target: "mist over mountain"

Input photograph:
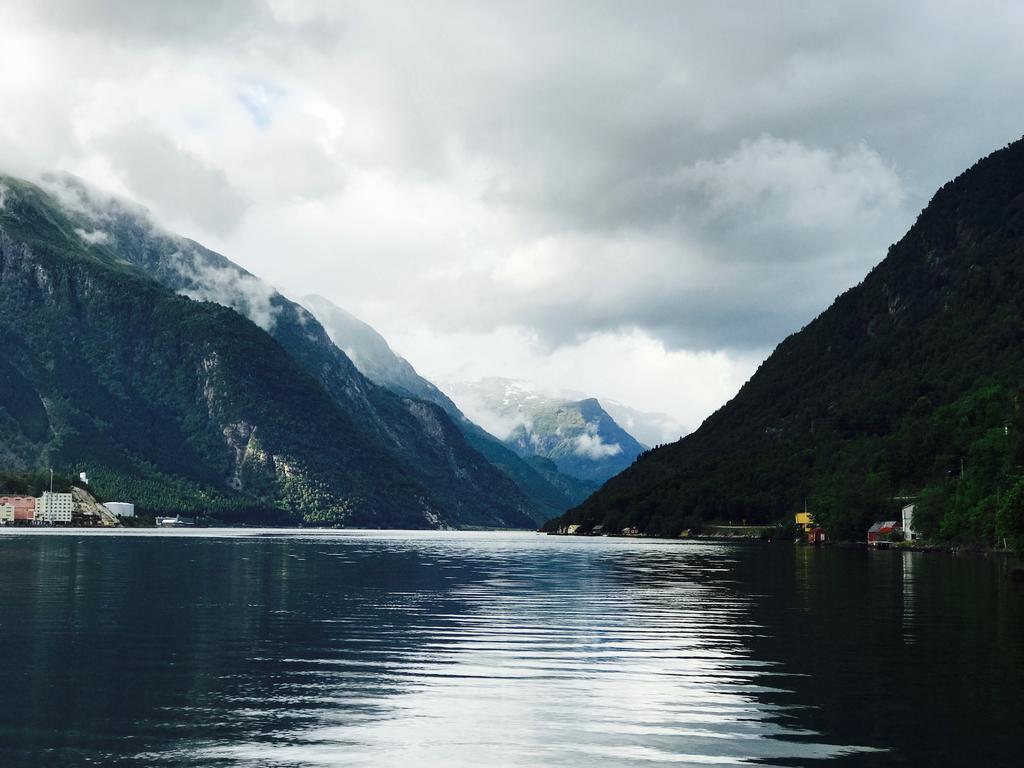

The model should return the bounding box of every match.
[445,378,646,485]
[0,174,538,529]
[588,400,684,448]
[302,295,460,411]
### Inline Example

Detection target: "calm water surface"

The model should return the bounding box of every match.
[0,530,1021,767]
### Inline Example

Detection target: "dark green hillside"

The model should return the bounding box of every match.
[549,136,1024,550]
[0,174,538,529]
[0,227,444,525]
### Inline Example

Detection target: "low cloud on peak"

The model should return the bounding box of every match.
[4,1,1024,428]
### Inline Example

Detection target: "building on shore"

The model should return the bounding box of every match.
[0,495,37,523]
[36,491,73,524]
[0,502,13,524]
[868,520,900,546]
[794,510,826,544]
[105,502,135,518]
[902,504,917,541]
[795,511,812,533]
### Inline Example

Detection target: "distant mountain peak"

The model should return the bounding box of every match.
[443,378,646,485]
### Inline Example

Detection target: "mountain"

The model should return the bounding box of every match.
[445,378,646,485]
[547,136,1024,550]
[302,295,589,518]
[0,174,537,529]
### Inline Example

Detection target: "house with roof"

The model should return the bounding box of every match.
[867,520,900,546]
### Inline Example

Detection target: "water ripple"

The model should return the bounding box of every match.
[0,530,892,766]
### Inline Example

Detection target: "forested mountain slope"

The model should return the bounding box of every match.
[549,137,1024,549]
[0,175,536,528]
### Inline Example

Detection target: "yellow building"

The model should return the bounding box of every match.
[794,511,813,532]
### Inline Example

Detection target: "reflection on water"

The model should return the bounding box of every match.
[0,531,1021,767]
[902,551,917,646]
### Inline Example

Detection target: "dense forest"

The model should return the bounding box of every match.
[0,470,73,497]
[547,137,1024,552]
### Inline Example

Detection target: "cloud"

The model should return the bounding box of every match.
[412,327,762,436]
[600,400,685,447]
[574,432,623,460]
[445,386,534,442]
[7,0,277,48]
[74,227,110,244]
[97,126,249,235]
[4,1,1024,428]
[171,251,281,332]
[388,134,907,351]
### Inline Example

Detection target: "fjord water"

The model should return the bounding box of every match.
[0,532,1021,767]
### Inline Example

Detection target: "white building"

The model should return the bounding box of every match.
[902,503,917,541]
[0,502,14,524]
[36,491,73,524]
[106,502,135,518]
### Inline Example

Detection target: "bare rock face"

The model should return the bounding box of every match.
[70,486,119,527]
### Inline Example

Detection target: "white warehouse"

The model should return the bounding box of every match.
[106,502,135,518]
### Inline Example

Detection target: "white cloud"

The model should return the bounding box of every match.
[3,1,1024,430]
[171,251,281,332]
[574,433,622,460]
[399,325,762,435]
[74,227,110,244]
[448,389,533,441]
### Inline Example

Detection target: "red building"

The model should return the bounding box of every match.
[867,520,900,545]
[0,495,37,522]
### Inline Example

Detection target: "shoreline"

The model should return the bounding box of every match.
[547,530,1023,558]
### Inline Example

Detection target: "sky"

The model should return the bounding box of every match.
[3,1,1024,436]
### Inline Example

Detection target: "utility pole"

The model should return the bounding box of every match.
[49,468,53,494]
